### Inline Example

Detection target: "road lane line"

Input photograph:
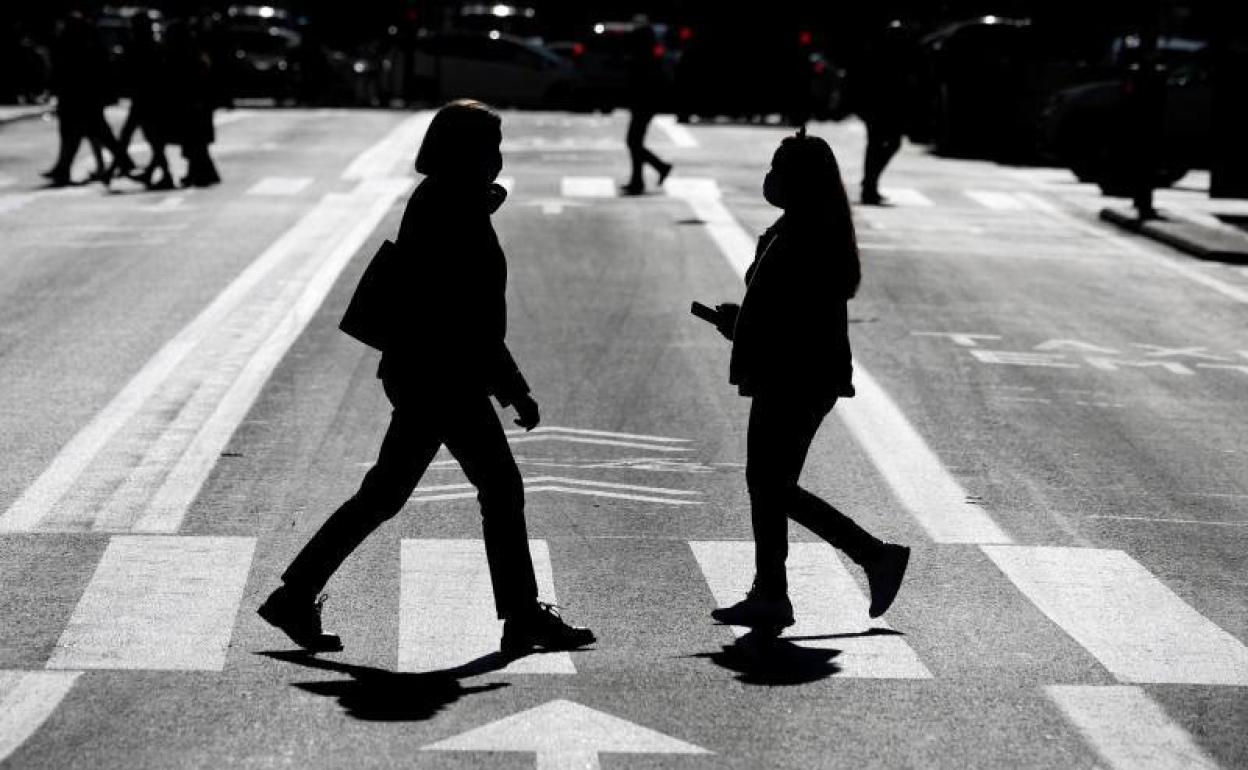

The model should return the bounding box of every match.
[690,541,932,678]
[561,177,616,198]
[1047,685,1221,770]
[0,671,79,763]
[341,111,432,180]
[47,536,255,671]
[880,188,934,207]
[246,176,314,196]
[983,546,1248,685]
[668,178,1012,544]
[399,539,575,674]
[653,115,699,148]
[503,426,689,443]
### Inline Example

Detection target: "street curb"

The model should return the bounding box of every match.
[1099,206,1248,265]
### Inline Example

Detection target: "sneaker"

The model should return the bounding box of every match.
[711,589,794,630]
[257,586,343,652]
[865,543,910,618]
[501,602,595,654]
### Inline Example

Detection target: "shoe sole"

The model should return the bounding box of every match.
[501,632,596,655]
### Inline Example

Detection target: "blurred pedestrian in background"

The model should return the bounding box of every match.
[856,20,915,206]
[621,22,673,196]
[116,14,173,190]
[42,12,129,187]
[165,19,221,187]
[701,130,910,632]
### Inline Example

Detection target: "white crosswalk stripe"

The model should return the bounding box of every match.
[983,545,1248,685]
[561,176,617,198]
[690,541,932,679]
[964,190,1030,211]
[1047,685,1222,770]
[399,539,576,674]
[0,671,80,763]
[245,177,314,196]
[879,187,935,207]
[47,536,256,671]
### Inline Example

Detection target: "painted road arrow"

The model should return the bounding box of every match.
[422,699,710,770]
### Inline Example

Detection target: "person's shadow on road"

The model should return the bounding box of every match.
[258,649,520,722]
[690,627,904,686]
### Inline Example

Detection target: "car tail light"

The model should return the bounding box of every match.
[813,60,827,75]
[798,30,813,47]
[572,42,585,57]
[653,43,666,58]
[678,26,693,42]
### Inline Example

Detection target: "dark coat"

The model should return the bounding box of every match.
[378,177,530,405]
[729,214,856,400]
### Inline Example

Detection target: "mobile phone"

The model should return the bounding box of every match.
[690,301,719,324]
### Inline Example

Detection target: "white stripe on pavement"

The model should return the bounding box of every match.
[653,115,699,148]
[1047,685,1221,770]
[983,546,1248,685]
[0,671,79,763]
[561,177,616,198]
[399,539,576,674]
[668,178,1012,544]
[341,112,432,180]
[503,426,689,443]
[690,541,932,679]
[47,536,255,671]
[965,190,1029,211]
[246,176,314,196]
[879,188,934,207]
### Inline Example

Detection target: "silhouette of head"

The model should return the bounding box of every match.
[416,100,504,184]
[763,128,843,212]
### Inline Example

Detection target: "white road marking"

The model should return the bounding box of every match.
[653,115,699,148]
[214,110,256,127]
[0,671,80,763]
[668,178,1012,544]
[965,190,1029,211]
[140,195,187,212]
[880,187,934,207]
[245,176,314,196]
[982,546,1248,685]
[341,111,432,180]
[1047,685,1221,770]
[560,176,616,198]
[507,435,690,452]
[423,699,710,769]
[47,536,255,671]
[1087,515,1248,527]
[410,476,701,506]
[0,138,413,533]
[504,426,690,443]
[399,539,575,674]
[690,541,932,679]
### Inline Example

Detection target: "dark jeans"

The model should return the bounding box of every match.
[746,395,884,595]
[626,109,666,185]
[861,119,903,195]
[282,380,538,618]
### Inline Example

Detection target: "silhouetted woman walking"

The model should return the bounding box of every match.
[259,100,594,655]
[706,130,910,632]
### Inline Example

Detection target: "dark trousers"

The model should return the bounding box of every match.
[49,105,122,178]
[282,381,538,618]
[746,395,884,595]
[626,109,666,185]
[861,119,903,195]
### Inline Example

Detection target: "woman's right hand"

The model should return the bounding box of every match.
[714,303,739,341]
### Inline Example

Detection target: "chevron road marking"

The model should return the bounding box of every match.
[1047,686,1221,770]
[410,476,701,506]
[984,546,1248,685]
[47,536,255,671]
[400,539,575,674]
[667,178,1012,544]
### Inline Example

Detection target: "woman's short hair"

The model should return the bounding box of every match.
[415,99,502,177]
[773,130,840,198]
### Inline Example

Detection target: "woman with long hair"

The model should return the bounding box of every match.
[259,100,595,655]
[707,129,910,631]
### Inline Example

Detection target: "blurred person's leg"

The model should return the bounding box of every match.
[861,119,902,204]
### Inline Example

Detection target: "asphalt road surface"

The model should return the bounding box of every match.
[0,107,1245,769]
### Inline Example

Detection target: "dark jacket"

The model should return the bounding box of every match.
[730,215,855,400]
[378,177,529,405]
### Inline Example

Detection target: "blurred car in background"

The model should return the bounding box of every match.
[408,31,584,109]
[96,5,162,97]
[1039,49,1212,193]
[551,20,678,112]
[0,26,51,103]
[674,21,814,125]
[454,3,541,41]
[222,4,301,101]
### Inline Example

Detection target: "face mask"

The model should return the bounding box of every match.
[763,170,786,209]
